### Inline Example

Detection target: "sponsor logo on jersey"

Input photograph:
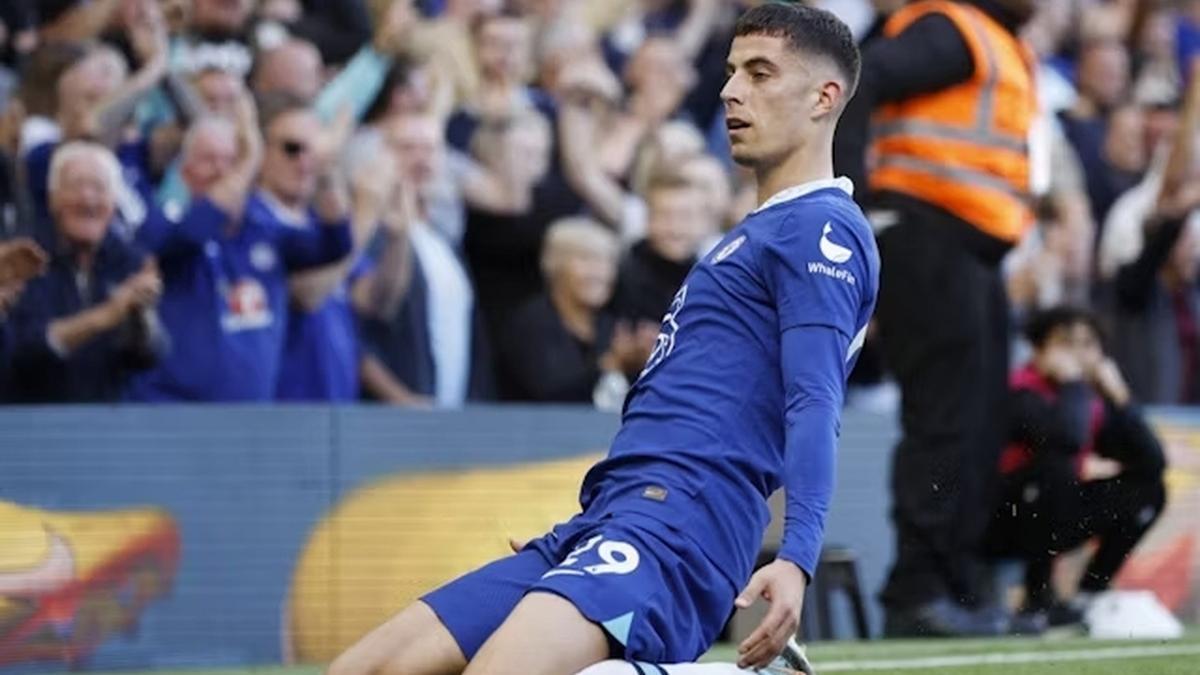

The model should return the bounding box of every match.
[819,222,853,264]
[221,278,273,332]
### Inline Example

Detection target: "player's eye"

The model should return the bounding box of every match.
[751,71,769,82]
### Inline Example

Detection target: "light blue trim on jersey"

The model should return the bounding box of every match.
[602,611,635,646]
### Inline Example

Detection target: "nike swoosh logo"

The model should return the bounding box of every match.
[820,222,853,264]
[0,528,76,596]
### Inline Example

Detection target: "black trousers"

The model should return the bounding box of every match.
[876,215,1011,610]
[987,458,1166,605]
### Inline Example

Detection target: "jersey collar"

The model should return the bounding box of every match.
[753,177,855,214]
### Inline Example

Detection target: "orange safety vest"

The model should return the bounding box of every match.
[869,0,1037,244]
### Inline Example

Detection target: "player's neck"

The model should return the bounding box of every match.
[755,141,834,206]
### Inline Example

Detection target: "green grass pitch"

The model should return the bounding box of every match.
[64,629,1200,675]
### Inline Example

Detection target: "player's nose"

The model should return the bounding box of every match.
[720,73,745,106]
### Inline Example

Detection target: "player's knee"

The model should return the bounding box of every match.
[573,660,639,675]
[325,645,372,675]
[325,640,423,675]
[326,602,463,675]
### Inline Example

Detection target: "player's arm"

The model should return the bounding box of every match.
[776,324,847,576]
[833,14,975,198]
[738,216,871,669]
[737,324,847,670]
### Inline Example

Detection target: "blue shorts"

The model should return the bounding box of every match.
[421,512,735,663]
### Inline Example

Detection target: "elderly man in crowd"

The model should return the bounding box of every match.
[7,141,164,402]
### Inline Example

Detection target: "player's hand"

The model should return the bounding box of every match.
[507,537,528,553]
[735,559,808,670]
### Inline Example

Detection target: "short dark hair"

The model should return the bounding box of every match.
[734,2,861,99]
[1024,306,1105,349]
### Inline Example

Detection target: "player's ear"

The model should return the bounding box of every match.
[813,79,843,120]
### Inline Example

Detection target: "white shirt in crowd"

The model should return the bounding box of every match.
[409,221,474,408]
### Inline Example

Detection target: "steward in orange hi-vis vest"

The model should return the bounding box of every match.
[869,0,1037,244]
[834,0,1041,638]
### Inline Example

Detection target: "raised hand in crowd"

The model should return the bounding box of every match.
[207,87,264,215]
[124,0,170,65]
[373,0,419,55]
[0,238,48,287]
[0,98,24,157]
[1155,54,1200,221]
[312,107,357,225]
[598,38,695,180]
[0,239,48,315]
[1089,356,1133,407]
[1036,342,1085,384]
[349,147,400,237]
[600,320,656,378]
[111,258,163,316]
[78,0,170,146]
[558,56,630,228]
[359,174,418,315]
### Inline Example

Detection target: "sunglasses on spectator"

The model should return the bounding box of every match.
[274,139,310,158]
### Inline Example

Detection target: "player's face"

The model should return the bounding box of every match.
[721,35,817,169]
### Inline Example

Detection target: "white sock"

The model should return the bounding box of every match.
[575,662,752,675]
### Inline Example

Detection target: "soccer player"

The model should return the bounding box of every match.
[328,5,878,675]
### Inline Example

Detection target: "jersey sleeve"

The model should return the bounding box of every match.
[758,207,872,578]
[775,324,847,578]
[759,210,869,339]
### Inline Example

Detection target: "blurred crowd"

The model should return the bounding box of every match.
[0,0,1197,409]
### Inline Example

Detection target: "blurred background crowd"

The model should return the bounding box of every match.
[0,0,1196,410]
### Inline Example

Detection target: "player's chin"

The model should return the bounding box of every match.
[729,148,758,168]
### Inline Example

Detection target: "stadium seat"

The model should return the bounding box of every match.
[810,546,871,641]
[723,545,870,643]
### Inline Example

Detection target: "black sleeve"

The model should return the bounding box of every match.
[1094,401,1167,477]
[1010,383,1092,457]
[1114,216,1187,311]
[833,14,976,200]
[499,306,599,403]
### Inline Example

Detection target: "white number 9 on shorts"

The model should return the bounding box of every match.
[543,535,641,578]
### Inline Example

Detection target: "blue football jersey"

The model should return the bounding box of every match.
[580,178,880,586]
